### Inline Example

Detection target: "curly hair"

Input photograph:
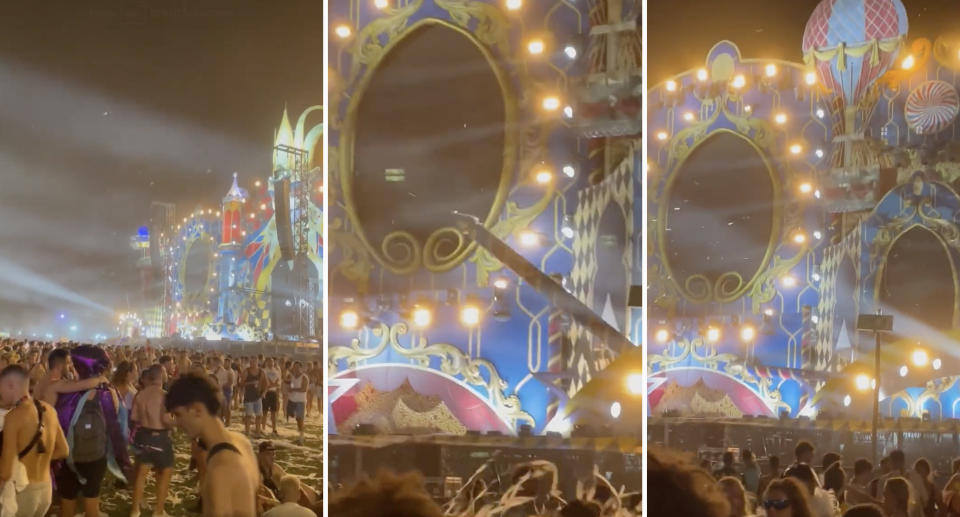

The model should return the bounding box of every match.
[328,470,443,517]
[648,448,730,517]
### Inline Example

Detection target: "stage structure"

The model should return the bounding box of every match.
[328,0,642,437]
[129,108,324,342]
[647,0,960,422]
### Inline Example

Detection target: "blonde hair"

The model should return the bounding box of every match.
[279,475,301,503]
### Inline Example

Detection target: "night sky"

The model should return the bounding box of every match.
[649,0,958,84]
[0,0,323,337]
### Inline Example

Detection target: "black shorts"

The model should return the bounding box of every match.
[263,391,279,413]
[133,427,175,470]
[55,456,108,499]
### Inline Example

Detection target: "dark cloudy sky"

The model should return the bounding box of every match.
[649,0,958,83]
[0,0,323,337]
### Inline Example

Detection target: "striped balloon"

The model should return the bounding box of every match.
[905,80,960,135]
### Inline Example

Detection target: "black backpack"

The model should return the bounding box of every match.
[72,390,106,463]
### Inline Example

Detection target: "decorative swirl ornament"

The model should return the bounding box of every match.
[905,80,959,135]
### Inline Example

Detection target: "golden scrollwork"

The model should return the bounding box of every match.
[658,121,784,304]
[933,36,960,72]
[877,39,932,91]
[339,12,526,275]
[329,322,535,429]
[329,216,374,294]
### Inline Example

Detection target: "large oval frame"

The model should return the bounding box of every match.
[657,128,783,303]
[339,18,518,274]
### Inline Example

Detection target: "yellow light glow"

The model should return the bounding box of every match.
[535,169,553,184]
[519,230,539,247]
[460,305,481,326]
[655,328,669,343]
[656,131,668,141]
[805,72,817,86]
[697,68,708,81]
[626,372,644,395]
[740,325,756,342]
[706,327,721,343]
[248,213,255,219]
[527,39,545,55]
[799,182,813,194]
[775,113,788,125]
[781,275,797,288]
[793,232,807,244]
[744,105,752,113]
[855,374,872,392]
[340,310,359,330]
[505,0,522,10]
[765,64,777,77]
[731,74,746,89]
[260,203,267,210]
[542,96,560,111]
[334,24,352,39]
[412,307,432,328]
[254,180,262,187]
[665,80,677,92]
[912,349,929,367]
[683,112,695,122]
[901,54,915,70]
[374,0,389,8]
[493,278,509,290]
[790,144,803,155]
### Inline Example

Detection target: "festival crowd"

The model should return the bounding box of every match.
[650,441,960,517]
[0,338,323,517]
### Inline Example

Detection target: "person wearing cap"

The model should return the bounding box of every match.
[257,441,318,509]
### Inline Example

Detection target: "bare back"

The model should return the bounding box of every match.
[2,399,67,483]
[132,384,170,430]
[203,431,259,517]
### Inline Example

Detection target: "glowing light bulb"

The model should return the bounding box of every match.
[731,74,746,89]
[335,24,352,38]
[790,144,803,155]
[816,108,825,118]
[610,401,622,419]
[781,275,797,288]
[775,113,787,125]
[843,395,852,407]
[655,328,669,343]
[562,164,576,178]
[855,374,871,391]
[493,278,509,290]
[656,131,669,141]
[706,327,721,343]
[799,182,813,194]
[340,310,359,330]
[626,373,644,395]
[764,308,775,317]
[254,180,262,187]
[460,305,481,326]
[744,105,752,113]
[374,0,389,8]
[901,54,915,70]
[912,349,929,367]
[740,325,756,342]
[564,45,578,59]
[412,307,432,328]
[505,0,521,10]
[793,232,807,244]
[815,149,824,158]
[527,39,544,55]
[563,106,574,119]
[535,168,553,184]
[697,68,708,81]
[542,96,560,111]
[805,72,817,85]
[934,358,943,370]
[899,365,908,377]
[519,230,539,247]
[765,64,777,77]
[683,112,695,122]
[665,80,677,92]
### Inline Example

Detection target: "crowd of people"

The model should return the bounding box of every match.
[650,441,960,517]
[0,338,322,517]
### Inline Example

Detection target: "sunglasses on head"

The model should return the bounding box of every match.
[762,499,791,510]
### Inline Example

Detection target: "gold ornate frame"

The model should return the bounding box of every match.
[873,223,960,328]
[339,17,518,274]
[177,232,218,309]
[657,128,783,303]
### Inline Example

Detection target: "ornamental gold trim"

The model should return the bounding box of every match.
[339,14,519,274]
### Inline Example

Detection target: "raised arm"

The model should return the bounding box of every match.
[52,375,107,395]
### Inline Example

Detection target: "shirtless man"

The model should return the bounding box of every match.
[211,357,235,426]
[262,358,281,436]
[130,365,175,517]
[166,372,259,517]
[0,365,68,517]
[34,349,108,406]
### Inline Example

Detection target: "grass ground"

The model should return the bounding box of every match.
[57,409,324,516]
